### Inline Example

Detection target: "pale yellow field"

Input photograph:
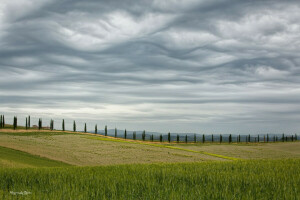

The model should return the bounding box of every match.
[0,130,224,166]
[0,129,299,166]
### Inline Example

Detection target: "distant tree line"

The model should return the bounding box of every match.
[1,114,299,144]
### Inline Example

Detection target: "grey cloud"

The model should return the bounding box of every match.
[0,0,300,133]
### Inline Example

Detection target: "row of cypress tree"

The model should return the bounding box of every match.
[1,115,299,143]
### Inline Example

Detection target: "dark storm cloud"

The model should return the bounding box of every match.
[1,0,300,133]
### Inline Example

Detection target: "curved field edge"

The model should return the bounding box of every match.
[81,135,239,161]
[0,159,299,199]
[0,146,71,168]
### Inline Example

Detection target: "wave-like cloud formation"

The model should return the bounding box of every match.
[1,0,300,133]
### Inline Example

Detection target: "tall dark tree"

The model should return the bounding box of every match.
[3,115,5,128]
[248,134,251,143]
[273,135,276,142]
[160,134,163,142]
[202,134,205,143]
[282,133,284,142]
[258,135,260,143]
[220,134,223,143]
[185,135,188,143]
[115,128,117,138]
[0,115,2,128]
[124,129,127,139]
[168,132,171,143]
[38,118,42,130]
[133,131,136,140]
[84,123,87,133]
[62,119,65,131]
[238,134,240,143]
[95,124,97,134]
[177,134,179,143]
[229,134,232,143]
[28,115,30,129]
[142,130,146,141]
[211,134,214,143]
[73,121,76,132]
[105,125,107,136]
[50,119,54,131]
[194,134,196,143]
[267,134,269,142]
[151,134,154,142]
[13,116,17,130]
[25,117,28,130]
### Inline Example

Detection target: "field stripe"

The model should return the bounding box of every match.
[81,135,239,161]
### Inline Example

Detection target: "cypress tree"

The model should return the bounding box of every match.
[38,118,42,130]
[211,134,214,143]
[282,133,284,142]
[73,121,76,132]
[124,129,127,139]
[168,132,171,143]
[285,136,288,142]
[177,134,179,143]
[220,134,222,143]
[238,134,240,143]
[28,115,30,129]
[273,135,276,142]
[267,134,269,142]
[151,134,154,142]
[26,117,28,130]
[84,123,87,133]
[50,119,53,131]
[133,131,136,140]
[202,134,205,143]
[160,134,162,142]
[95,124,97,134]
[276,136,278,142]
[185,135,188,143]
[142,130,146,141]
[105,125,107,136]
[13,116,16,130]
[62,119,65,131]
[115,128,117,138]
[194,134,196,143]
[258,135,260,143]
[0,115,2,128]
[3,115,5,128]
[229,134,232,143]
[248,134,251,143]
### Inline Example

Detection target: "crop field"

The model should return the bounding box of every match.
[0,146,70,168]
[1,159,299,199]
[0,129,299,199]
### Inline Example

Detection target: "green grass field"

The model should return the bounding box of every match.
[0,129,299,199]
[0,146,70,168]
[1,159,299,199]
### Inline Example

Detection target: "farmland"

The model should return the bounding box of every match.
[0,129,299,199]
[1,159,299,199]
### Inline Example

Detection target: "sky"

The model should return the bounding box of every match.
[0,0,300,134]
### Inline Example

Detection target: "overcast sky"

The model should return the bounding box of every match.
[1,0,300,134]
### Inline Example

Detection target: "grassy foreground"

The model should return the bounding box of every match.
[1,159,299,199]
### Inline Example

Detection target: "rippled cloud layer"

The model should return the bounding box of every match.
[1,0,300,133]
